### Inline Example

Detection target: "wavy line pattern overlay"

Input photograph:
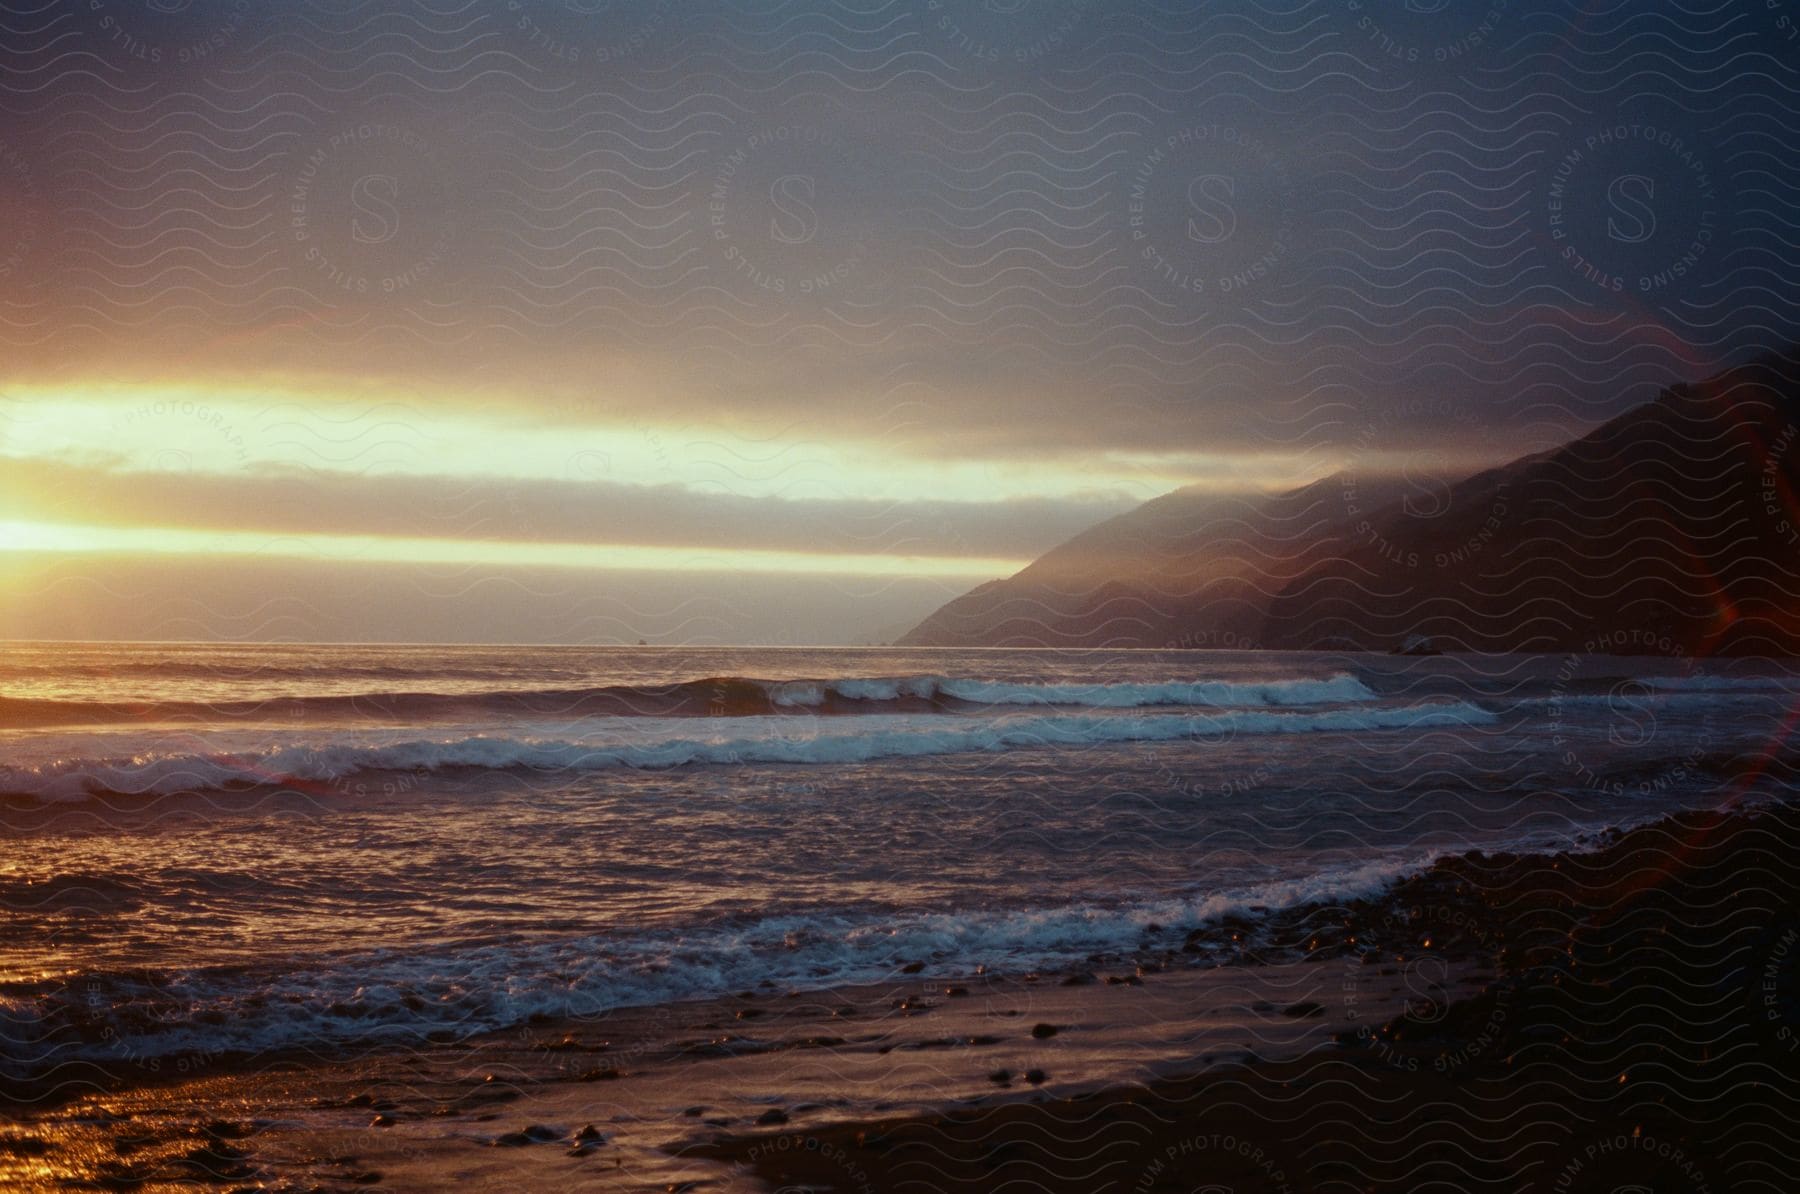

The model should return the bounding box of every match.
[1,3,1799,1193]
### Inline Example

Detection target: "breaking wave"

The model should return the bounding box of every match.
[0,672,1378,726]
[0,851,1433,1067]
[1,700,1492,802]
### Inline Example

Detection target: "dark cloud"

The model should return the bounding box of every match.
[1,1,1797,642]
[0,1,1790,458]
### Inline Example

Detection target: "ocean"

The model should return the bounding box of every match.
[1,641,1792,1085]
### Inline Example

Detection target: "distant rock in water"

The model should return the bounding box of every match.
[901,348,1800,656]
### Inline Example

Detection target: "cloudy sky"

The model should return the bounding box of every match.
[1,0,1796,643]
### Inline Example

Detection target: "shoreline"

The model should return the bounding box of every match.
[703,795,1800,1192]
[7,788,1792,1188]
[1,954,1458,1191]
[5,789,1798,1190]
[0,797,1584,1116]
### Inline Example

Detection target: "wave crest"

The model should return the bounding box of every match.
[0,671,1379,726]
[1,700,1491,803]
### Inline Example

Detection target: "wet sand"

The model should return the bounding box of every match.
[5,792,1799,1191]
[704,796,1800,1193]
[0,951,1458,1191]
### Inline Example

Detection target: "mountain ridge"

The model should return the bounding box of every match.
[899,348,1800,656]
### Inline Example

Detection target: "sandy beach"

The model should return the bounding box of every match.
[1,945,1458,1190]
[6,0,1800,1186]
[8,784,1798,1192]
[705,793,1800,1194]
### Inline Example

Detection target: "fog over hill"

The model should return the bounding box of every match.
[902,350,1800,657]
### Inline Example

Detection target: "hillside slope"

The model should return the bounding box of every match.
[896,476,1401,649]
[1260,348,1800,655]
[901,349,1800,655]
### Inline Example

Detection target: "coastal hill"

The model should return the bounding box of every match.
[897,476,1406,649]
[900,349,1800,655]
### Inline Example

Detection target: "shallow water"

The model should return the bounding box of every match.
[1,642,1793,1073]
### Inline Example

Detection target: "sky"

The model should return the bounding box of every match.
[0,0,1796,644]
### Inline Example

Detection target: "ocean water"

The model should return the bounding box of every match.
[1,642,1794,1078]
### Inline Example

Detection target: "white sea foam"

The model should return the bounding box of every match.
[0,850,1434,1065]
[0,701,1495,802]
[767,672,1379,708]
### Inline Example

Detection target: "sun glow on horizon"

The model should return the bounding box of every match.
[0,383,1315,505]
[0,380,1507,601]
[0,519,1028,579]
